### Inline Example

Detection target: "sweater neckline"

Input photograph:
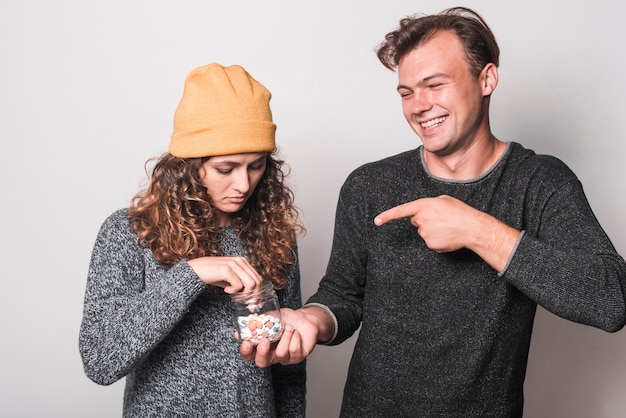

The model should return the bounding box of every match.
[418,142,512,184]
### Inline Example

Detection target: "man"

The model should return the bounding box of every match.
[242,7,626,417]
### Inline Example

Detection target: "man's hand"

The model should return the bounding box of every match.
[374,195,520,272]
[239,306,333,368]
[374,195,478,252]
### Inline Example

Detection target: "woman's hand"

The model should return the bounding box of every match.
[187,256,263,293]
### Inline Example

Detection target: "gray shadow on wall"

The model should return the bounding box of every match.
[496,75,626,418]
[524,308,626,417]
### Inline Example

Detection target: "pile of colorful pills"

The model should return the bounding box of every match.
[236,313,283,344]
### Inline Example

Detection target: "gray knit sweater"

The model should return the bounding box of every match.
[307,142,626,417]
[79,209,306,417]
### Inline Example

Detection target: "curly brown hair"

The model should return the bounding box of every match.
[127,151,304,289]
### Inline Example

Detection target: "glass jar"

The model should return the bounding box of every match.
[230,280,284,345]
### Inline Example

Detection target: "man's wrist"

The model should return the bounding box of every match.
[301,304,336,344]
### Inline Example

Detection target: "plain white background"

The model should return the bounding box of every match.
[2,1,626,416]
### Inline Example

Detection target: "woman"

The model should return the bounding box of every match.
[79,63,306,417]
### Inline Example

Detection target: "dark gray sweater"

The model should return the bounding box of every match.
[307,142,626,417]
[79,209,306,417]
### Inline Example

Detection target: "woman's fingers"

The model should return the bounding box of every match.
[230,257,263,290]
[187,256,264,293]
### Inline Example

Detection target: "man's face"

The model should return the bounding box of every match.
[397,30,494,157]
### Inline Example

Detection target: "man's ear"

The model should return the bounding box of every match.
[481,63,498,97]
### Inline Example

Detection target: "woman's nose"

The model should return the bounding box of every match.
[233,172,250,193]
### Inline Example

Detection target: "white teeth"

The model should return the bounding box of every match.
[420,116,446,129]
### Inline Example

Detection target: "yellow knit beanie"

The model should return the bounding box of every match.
[169,63,276,158]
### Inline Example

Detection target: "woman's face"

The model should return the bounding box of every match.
[199,152,267,226]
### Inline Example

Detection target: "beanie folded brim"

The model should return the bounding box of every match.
[169,120,276,158]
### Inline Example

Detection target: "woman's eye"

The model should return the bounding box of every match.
[249,162,266,171]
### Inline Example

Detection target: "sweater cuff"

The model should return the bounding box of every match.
[172,260,208,296]
[498,230,526,277]
[302,302,339,344]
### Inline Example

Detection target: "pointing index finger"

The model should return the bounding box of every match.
[374,201,419,226]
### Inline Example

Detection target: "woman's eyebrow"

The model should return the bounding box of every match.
[210,155,266,166]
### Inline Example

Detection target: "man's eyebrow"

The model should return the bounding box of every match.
[397,73,451,91]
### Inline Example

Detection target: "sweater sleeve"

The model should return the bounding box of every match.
[271,245,306,417]
[306,176,369,346]
[78,210,206,385]
[504,179,626,332]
